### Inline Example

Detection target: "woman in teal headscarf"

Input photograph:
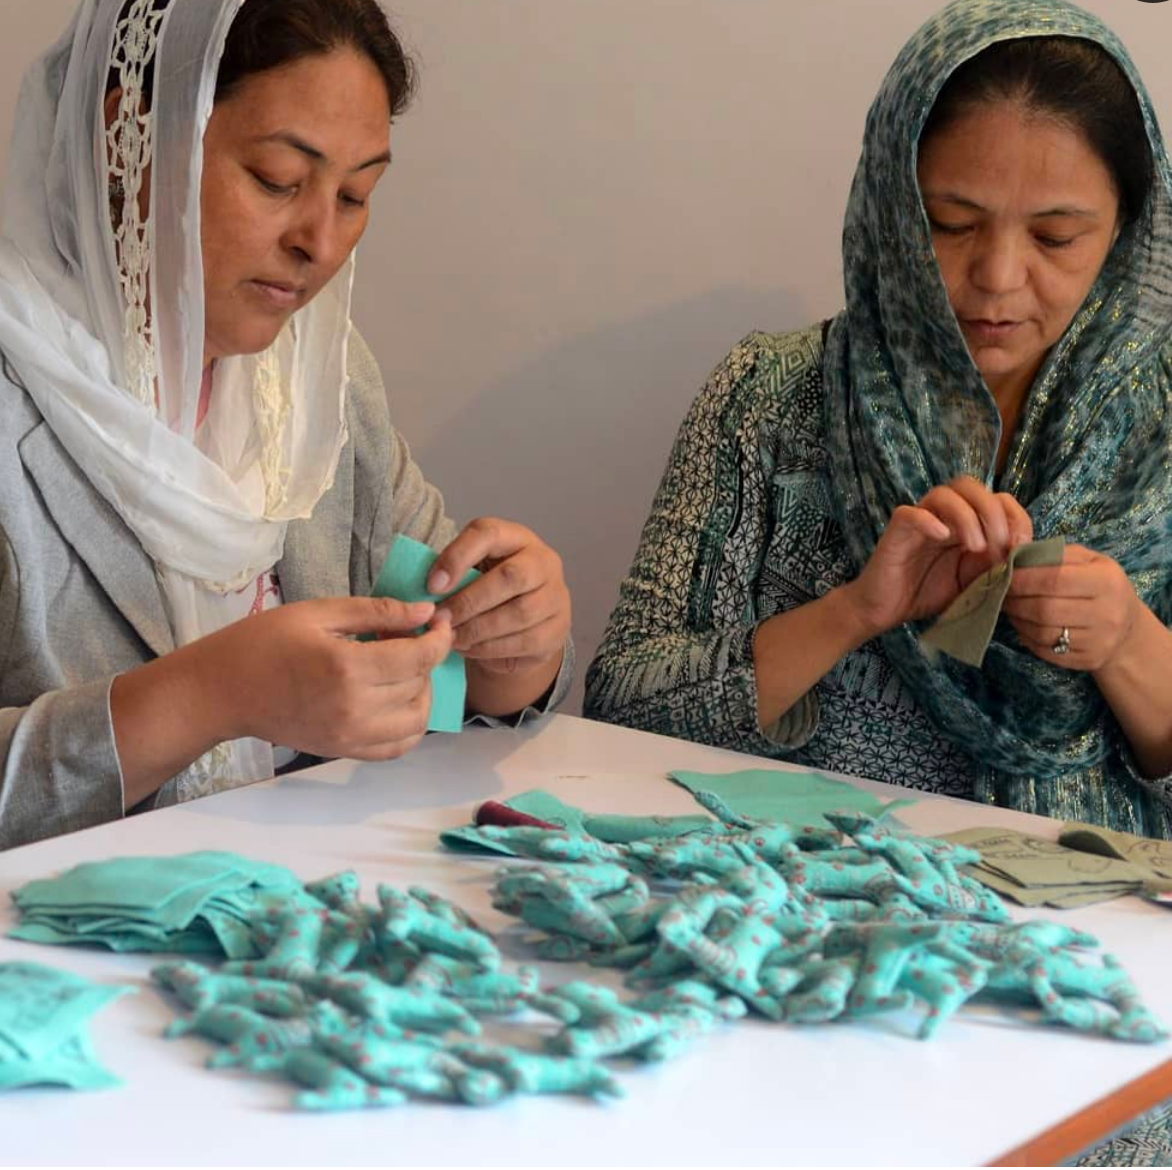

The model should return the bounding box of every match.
[586,0,1172,841]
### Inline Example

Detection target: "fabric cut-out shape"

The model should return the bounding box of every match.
[152,961,307,1016]
[452,1041,623,1100]
[920,537,1066,667]
[1058,822,1172,893]
[367,534,480,734]
[670,767,915,830]
[0,962,134,1091]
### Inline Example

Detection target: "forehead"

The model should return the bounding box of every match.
[918,101,1118,204]
[210,49,391,152]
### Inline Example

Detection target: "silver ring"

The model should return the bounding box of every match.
[1052,626,1071,656]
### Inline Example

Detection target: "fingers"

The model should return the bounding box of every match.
[427,517,525,595]
[357,614,454,685]
[917,476,1032,562]
[449,580,558,652]
[441,549,545,629]
[459,615,566,665]
[1003,548,1140,672]
[320,595,436,637]
[886,504,951,543]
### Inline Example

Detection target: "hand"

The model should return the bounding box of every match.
[1002,545,1142,671]
[427,517,571,675]
[843,476,1033,637]
[198,597,454,760]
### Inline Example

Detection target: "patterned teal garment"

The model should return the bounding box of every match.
[584,327,1172,841]
[586,0,1172,840]
[825,0,1172,822]
[587,1,1172,1159]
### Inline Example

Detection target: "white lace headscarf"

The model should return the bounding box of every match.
[0,0,356,797]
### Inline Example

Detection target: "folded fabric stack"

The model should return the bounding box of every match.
[944,827,1151,909]
[1058,822,1172,903]
[9,851,309,958]
[0,961,133,1090]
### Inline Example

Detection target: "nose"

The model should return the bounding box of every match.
[969,228,1027,296]
[281,190,345,270]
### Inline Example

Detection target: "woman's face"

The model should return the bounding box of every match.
[200,48,392,366]
[917,100,1121,399]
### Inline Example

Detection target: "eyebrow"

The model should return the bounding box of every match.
[256,131,392,172]
[923,192,1100,219]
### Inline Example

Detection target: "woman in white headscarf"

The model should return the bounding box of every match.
[0,0,573,850]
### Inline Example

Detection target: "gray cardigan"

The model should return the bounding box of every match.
[0,332,571,850]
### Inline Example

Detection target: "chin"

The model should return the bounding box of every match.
[207,320,287,362]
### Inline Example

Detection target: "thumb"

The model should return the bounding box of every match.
[327,596,436,637]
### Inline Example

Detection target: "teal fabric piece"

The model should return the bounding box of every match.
[439,790,714,856]
[669,768,914,829]
[369,534,481,734]
[582,813,714,844]
[0,962,133,1090]
[8,852,306,957]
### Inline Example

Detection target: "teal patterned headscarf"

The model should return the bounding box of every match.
[823,0,1172,810]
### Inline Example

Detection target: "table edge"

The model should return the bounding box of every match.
[988,1055,1172,1166]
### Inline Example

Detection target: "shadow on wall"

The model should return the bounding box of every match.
[401,283,812,715]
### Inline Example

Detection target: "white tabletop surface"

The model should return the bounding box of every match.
[0,713,1168,1167]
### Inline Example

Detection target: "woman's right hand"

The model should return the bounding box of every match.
[195,596,454,761]
[842,476,1033,638]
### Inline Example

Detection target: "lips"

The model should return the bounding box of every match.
[249,279,307,310]
[961,317,1022,341]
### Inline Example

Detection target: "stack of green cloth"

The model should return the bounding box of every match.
[9,852,307,957]
[0,962,132,1090]
[944,827,1155,909]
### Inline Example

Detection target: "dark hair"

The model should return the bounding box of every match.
[107,0,415,118]
[215,0,415,117]
[920,37,1153,226]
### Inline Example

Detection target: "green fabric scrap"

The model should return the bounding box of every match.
[668,768,915,829]
[439,790,713,856]
[367,534,480,734]
[920,537,1066,668]
[0,962,133,1091]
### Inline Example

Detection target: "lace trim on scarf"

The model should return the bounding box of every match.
[107,0,164,410]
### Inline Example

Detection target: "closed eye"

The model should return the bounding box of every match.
[928,219,973,237]
[252,172,294,197]
[1036,234,1074,249]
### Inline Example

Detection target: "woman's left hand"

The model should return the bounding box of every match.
[1003,544,1142,671]
[426,517,571,674]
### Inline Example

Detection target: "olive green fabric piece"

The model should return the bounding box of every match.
[1059,821,1172,894]
[921,538,1066,667]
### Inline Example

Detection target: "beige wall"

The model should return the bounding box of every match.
[3,1,1170,712]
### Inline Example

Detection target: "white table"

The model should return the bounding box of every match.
[1,714,1169,1167]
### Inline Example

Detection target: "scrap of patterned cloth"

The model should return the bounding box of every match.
[0,962,133,1090]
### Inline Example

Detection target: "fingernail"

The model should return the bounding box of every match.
[429,570,450,593]
[433,606,452,627]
